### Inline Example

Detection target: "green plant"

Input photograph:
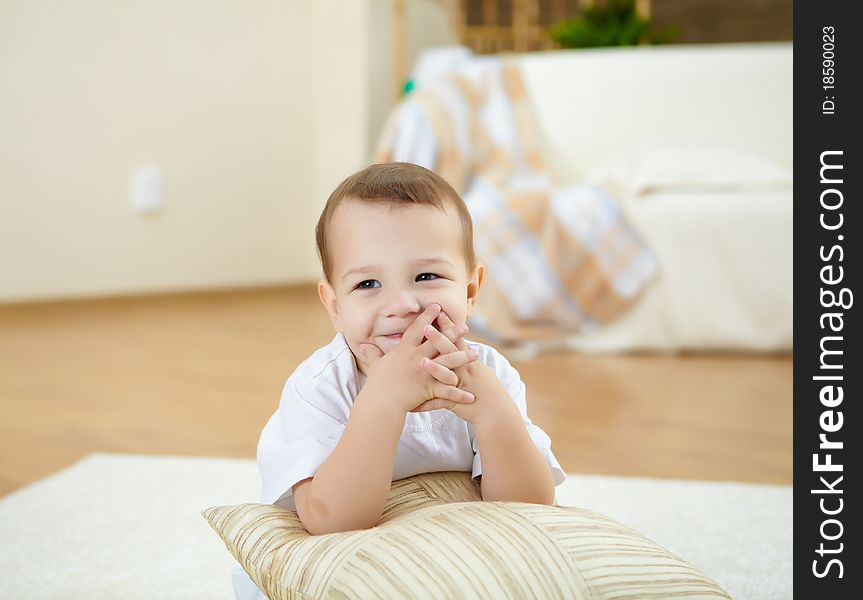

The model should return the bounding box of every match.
[550,0,676,49]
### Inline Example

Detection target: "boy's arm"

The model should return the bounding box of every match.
[415,322,556,505]
[292,304,475,535]
[465,366,557,505]
[293,388,405,535]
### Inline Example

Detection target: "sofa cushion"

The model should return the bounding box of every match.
[587,140,793,201]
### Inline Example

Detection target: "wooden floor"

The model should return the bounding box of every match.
[0,286,792,497]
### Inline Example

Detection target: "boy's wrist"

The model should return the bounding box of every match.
[472,393,523,437]
[459,362,520,427]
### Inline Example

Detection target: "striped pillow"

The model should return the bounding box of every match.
[203,472,729,599]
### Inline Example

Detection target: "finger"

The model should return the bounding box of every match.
[402,304,442,346]
[435,310,452,327]
[420,357,458,386]
[435,311,467,340]
[435,312,469,351]
[411,398,456,413]
[433,382,475,404]
[432,349,479,370]
[423,323,459,356]
[435,311,458,337]
[356,343,384,372]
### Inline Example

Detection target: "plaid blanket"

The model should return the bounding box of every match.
[374,55,658,344]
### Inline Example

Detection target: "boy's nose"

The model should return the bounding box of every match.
[383,290,421,318]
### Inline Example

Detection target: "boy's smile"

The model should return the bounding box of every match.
[317,198,484,372]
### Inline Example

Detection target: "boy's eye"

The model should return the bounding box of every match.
[355,279,381,290]
[353,274,441,290]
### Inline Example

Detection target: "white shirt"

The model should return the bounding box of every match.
[257,332,566,510]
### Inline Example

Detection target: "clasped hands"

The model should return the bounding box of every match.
[355,304,486,421]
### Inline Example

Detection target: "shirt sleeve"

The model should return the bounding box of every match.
[257,377,347,508]
[470,346,566,487]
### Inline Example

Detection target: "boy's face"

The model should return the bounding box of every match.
[318,198,484,370]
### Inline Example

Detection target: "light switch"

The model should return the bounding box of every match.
[131,166,162,214]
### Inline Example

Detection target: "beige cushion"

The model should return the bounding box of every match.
[203,472,730,599]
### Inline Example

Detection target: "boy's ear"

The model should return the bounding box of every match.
[466,262,485,318]
[317,279,342,332]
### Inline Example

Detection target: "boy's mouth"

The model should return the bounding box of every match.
[381,333,403,340]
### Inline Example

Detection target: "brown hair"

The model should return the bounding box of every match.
[315,162,475,284]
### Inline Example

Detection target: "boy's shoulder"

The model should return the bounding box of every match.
[278,333,358,417]
[293,332,355,380]
[287,333,363,398]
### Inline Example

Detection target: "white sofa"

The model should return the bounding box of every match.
[514,43,792,352]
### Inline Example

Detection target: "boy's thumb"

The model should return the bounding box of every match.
[358,343,383,363]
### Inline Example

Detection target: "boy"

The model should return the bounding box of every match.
[235,162,564,597]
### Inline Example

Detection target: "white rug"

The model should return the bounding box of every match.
[0,453,791,599]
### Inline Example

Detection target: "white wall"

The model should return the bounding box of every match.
[0,0,454,302]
